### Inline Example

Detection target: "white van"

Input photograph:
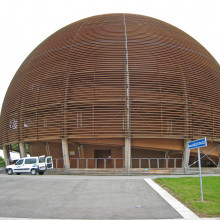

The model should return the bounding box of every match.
[5,156,53,175]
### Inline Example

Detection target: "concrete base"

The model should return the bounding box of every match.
[45,167,220,176]
[1,167,220,175]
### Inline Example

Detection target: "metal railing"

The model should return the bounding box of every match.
[131,158,182,169]
[52,158,182,169]
[71,158,124,169]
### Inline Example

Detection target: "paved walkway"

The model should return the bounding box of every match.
[0,174,219,219]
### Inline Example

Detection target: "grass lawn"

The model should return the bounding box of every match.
[155,176,220,217]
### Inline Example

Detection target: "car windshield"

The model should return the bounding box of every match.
[15,159,24,165]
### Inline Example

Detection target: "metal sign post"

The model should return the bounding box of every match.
[197,147,203,202]
[188,137,207,202]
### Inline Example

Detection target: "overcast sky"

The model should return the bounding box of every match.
[0,0,219,112]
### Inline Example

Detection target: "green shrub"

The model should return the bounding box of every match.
[0,156,5,167]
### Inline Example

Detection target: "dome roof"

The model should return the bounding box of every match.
[1,13,220,144]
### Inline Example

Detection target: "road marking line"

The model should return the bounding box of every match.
[144,178,199,219]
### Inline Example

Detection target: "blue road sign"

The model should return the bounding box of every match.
[188,137,207,202]
[188,137,207,150]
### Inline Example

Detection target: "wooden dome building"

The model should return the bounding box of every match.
[1,13,220,169]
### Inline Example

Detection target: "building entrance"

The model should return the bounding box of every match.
[94,150,112,168]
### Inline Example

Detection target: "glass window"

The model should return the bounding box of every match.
[39,157,45,163]
[46,157,52,163]
[15,159,24,165]
[25,159,30,164]
[25,158,37,164]
[30,158,37,164]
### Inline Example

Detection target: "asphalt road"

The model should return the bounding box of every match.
[0,175,182,219]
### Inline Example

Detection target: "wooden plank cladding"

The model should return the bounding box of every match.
[0,13,220,145]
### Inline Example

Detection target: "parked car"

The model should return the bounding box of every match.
[5,156,53,175]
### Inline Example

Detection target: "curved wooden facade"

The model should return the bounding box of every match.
[0,13,220,147]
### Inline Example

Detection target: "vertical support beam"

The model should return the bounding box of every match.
[157,159,160,168]
[182,139,191,168]
[77,158,79,169]
[80,144,86,168]
[62,139,70,169]
[19,142,26,158]
[218,145,220,167]
[78,145,83,168]
[28,143,33,157]
[104,158,106,169]
[125,137,131,170]
[122,146,125,168]
[123,14,131,171]
[95,159,97,168]
[165,150,171,168]
[86,159,88,169]
[3,145,10,166]
[139,159,141,168]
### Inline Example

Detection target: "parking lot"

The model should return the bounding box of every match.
[0,175,183,219]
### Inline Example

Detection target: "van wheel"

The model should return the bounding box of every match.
[7,169,13,175]
[31,169,37,175]
[39,171,44,175]
[16,173,21,175]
